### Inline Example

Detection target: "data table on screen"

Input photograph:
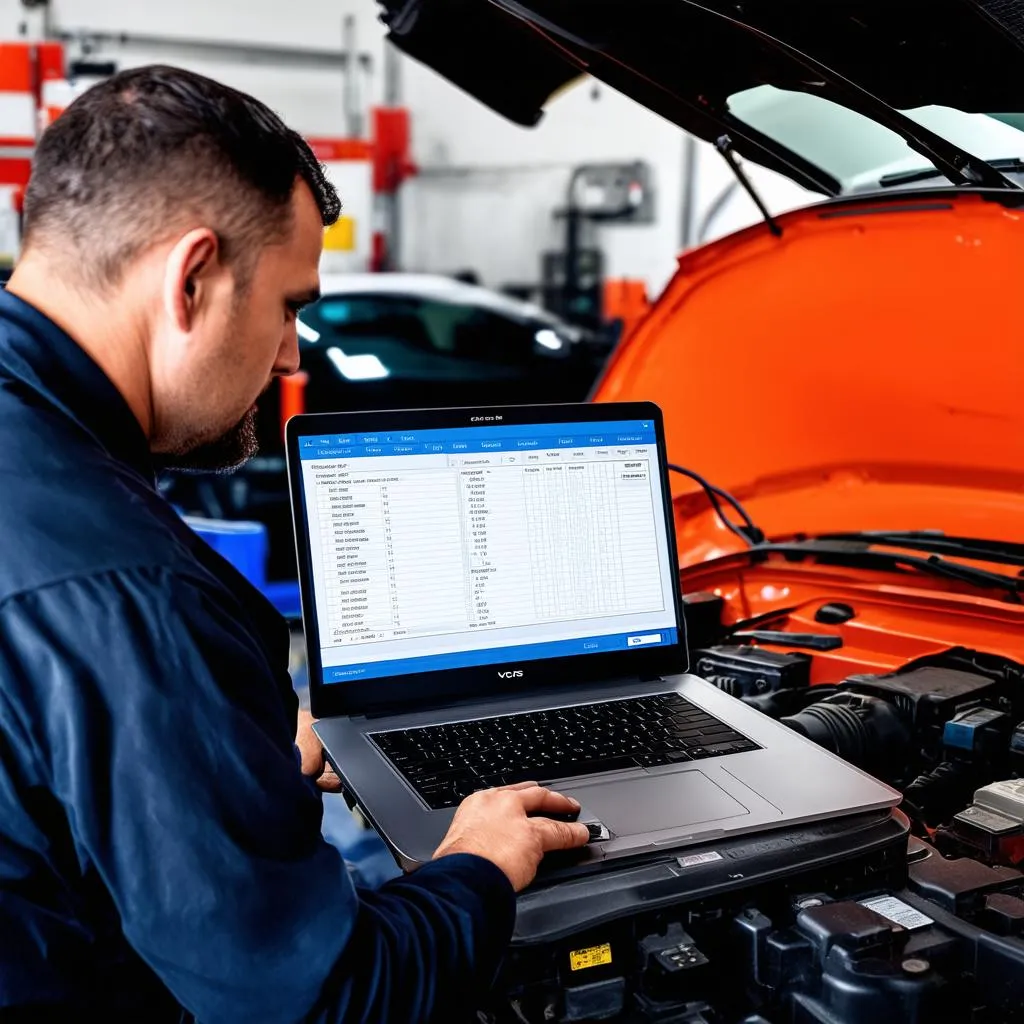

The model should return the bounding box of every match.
[306,448,666,653]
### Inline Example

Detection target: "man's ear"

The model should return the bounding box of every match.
[164,229,220,333]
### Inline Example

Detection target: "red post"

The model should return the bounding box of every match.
[279,371,308,438]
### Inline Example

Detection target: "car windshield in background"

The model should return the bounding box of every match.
[727,85,1024,192]
[298,293,573,384]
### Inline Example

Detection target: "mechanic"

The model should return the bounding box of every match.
[0,65,590,1022]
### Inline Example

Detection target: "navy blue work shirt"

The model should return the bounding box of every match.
[0,289,515,1022]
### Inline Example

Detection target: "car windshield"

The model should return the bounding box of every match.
[298,293,566,383]
[727,85,1024,191]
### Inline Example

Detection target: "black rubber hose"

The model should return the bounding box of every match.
[780,693,910,777]
[782,701,869,763]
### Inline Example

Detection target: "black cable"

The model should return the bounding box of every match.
[668,463,751,545]
[678,467,757,533]
[667,463,764,546]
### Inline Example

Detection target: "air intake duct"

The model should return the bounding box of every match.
[780,693,910,777]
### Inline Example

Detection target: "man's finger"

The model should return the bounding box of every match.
[532,818,591,851]
[517,785,581,814]
[317,766,344,794]
[295,709,325,777]
[501,780,540,792]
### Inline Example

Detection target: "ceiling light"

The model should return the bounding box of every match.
[534,328,565,351]
[296,318,321,343]
[326,347,390,381]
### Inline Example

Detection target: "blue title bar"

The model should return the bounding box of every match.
[299,420,657,460]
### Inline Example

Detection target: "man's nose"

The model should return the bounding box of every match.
[275,357,302,378]
[274,332,302,377]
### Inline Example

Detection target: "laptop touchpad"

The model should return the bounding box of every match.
[563,770,749,836]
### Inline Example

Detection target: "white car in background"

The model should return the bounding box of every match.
[295,272,607,387]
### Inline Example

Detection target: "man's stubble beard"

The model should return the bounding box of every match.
[158,403,260,474]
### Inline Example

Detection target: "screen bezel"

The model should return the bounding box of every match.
[286,402,688,719]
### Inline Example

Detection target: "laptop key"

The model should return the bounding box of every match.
[389,753,423,768]
[537,755,640,782]
[670,725,705,741]
[425,792,460,809]
[414,770,467,787]
[637,754,670,767]
[671,712,707,725]
[698,723,740,737]
[705,741,744,754]
[478,774,509,788]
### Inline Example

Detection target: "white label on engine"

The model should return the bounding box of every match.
[677,851,724,869]
[860,895,934,930]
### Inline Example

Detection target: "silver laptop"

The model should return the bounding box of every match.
[286,402,899,873]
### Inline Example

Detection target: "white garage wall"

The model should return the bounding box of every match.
[400,77,687,295]
[0,0,817,297]
[1,0,387,134]
[0,0,33,37]
[53,0,375,50]
[399,54,816,298]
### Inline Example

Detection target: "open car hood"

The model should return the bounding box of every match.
[379,0,1024,195]
[591,191,1024,557]
[380,0,1024,552]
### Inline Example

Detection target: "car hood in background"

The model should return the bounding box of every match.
[380,0,1024,551]
[379,0,1024,195]
[591,190,1024,556]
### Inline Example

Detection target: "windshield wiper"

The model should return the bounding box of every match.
[751,539,1022,602]
[817,531,1024,569]
[880,157,1024,188]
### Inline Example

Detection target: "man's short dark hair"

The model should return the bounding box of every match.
[22,65,341,289]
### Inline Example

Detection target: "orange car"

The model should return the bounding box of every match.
[388,1,1024,1017]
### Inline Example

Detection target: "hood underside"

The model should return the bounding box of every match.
[590,191,1024,550]
[379,0,1024,195]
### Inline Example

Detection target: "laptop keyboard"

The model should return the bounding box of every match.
[369,692,760,810]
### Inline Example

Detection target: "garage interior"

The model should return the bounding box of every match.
[1,1,1024,1022]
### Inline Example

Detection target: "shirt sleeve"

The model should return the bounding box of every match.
[0,566,516,1023]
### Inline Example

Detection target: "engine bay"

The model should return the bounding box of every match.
[480,585,1024,1024]
[488,814,1024,1024]
[682,584,1024,867]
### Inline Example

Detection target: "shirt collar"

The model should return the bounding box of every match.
[0,287,154,479]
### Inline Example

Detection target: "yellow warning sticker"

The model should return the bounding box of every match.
[569,943,613,971]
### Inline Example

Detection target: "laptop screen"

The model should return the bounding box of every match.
[296,417,680,685]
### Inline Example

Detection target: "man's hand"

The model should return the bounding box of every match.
[432,781,591,891]
[295,708,343,793]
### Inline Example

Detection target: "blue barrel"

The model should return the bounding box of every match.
[182,516,304,620]
[182,516,269,590]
